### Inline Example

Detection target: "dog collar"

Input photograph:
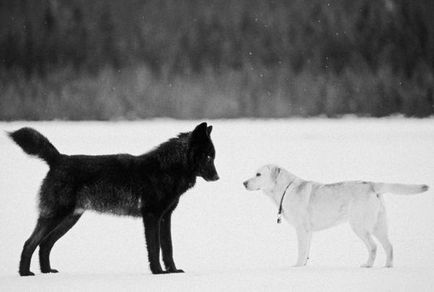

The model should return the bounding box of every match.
[277,182,292,224]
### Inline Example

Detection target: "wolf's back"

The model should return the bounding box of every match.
[9,127,60,167]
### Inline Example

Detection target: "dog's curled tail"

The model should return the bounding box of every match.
[8,127,60,167]
[373,182,429,195]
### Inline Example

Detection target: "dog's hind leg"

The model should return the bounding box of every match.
[372,209,393,268]
[349,193,380,268]
[351,227,377,268]
[19,217,61,276]
[160,200,183,273]
[39,212,83,273]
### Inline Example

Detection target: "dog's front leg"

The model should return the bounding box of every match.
[294,228,311,267]
[142,212,166,274]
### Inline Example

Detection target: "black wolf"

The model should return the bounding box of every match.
[9,122,219,276]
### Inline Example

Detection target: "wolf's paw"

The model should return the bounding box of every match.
[41,268,58,274]
[151,269,170,275]
[153,271,170,275]
[167,269,184,273]
[19,270,35,277]
[360,263,373,268]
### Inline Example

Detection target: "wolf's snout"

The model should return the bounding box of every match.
[205,173,219,182]
[243,181,248,188]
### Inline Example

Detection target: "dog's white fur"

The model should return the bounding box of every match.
[243,164,429,268]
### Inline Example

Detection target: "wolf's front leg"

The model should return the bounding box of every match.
[160,210,184,273]
[142,212,167,274]
[294,228,312,267]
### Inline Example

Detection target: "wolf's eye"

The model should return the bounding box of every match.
[207,155,212,161]
[256,173,261,177]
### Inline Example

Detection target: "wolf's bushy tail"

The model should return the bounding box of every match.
[373,182,429,195]
[9,127,60,167]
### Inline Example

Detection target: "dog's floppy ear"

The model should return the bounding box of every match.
[271,166,281,182]
[190,122,208,144]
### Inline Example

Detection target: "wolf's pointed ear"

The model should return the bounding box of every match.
[271,166,281,182]
[190,122,208,144]
[206,125,213,136]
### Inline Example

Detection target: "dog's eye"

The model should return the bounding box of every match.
[207,155,212,161]
[256,173,261,177]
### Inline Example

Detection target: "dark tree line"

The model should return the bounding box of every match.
[0,0,433,119]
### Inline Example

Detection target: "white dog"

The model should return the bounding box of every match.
[243,164,429,268]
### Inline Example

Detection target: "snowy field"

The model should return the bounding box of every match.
[0,118,433,291]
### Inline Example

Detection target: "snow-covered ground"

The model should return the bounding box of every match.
[0,118,433,291]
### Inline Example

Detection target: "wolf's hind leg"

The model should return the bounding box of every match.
[19,217,61,276]
[39,213,83,273]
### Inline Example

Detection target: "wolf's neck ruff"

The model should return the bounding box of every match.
[277,181,293,224]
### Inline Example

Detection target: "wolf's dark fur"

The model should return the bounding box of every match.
[9,122,219,276]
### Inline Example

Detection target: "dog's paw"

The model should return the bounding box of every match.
[291,263,306,268]
[41,268,59,274]
[384,263,393,268]
[19,270,35,277]
[360,263,373,268]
